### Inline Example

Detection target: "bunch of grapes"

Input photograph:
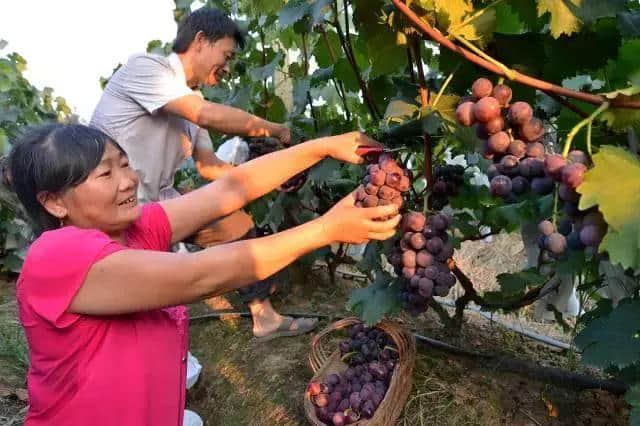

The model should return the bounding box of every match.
[355,153,411,211]
[536,150,607,258]
[247,137,280,160]
[387,212,457,315]
[431,164,465,210]
[455,78,554,202]
[308,324,398,425]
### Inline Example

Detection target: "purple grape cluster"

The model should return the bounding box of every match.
[431,164,465,210]
[536,150,607,257]
[388,212,457,315]
[308,324,398,425]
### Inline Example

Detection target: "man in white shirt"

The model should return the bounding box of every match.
[91,7,317,340]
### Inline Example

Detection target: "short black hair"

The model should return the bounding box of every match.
[172,7,245,53]
[9,123,126,235]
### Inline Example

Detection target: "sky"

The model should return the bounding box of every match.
[0,0,178,121]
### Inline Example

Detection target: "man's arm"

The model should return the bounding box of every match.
[193,146,234,181]
[164,94,291,145]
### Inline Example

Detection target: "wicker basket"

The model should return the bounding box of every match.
[304,317,416,426]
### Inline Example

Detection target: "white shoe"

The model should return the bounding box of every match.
[183,409,203,426]
[186,352,202,389]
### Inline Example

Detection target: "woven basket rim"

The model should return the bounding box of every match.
[304,317,416,426]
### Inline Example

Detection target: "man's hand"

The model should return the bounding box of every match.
[274,124,291,146]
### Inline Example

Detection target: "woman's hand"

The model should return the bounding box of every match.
[323,131,382,165]
[319,188,401,244]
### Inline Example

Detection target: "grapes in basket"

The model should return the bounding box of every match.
[307,323,399,425]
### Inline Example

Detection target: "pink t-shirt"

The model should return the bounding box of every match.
[17,203,188,426]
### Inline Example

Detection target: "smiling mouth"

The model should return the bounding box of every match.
[118,196,137,206]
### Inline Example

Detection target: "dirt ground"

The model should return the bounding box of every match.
[0,232,630,425]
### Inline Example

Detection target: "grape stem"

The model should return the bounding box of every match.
[340,351,358,362]
[552,187,559,227]
[561,102,610,158]
[390,0,640,109]
[431,62,461,109]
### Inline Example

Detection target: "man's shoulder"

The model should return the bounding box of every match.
[124,52,173,71]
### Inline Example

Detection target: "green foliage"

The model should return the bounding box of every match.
[576,298,640,369]
[346,272,402,325]
[0,42,72,272]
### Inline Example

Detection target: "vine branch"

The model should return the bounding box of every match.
[391,0,640,109]
[319,26,352,122]
[450,264,563,327]
[329,1,381,120]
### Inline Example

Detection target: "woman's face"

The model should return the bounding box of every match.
[58,143,141,235]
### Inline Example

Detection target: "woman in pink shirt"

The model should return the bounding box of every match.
[9,124,400,425]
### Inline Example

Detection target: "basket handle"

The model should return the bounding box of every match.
[308,317,361,373]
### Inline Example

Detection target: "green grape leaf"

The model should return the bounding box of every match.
[618,11,640,39]
[347,273,401,325]
[607,39,640,89]
[333,57,360,92]
[624,383,640,426]
[312,30,341,68]
[627,384,640,410]
[575,299,640,369]
[565,0,627,23]
[352,0,407,78]
[309,158,341,184]
[600,223,640,271]
[384,98,420,121]
[357,241,383,273]
[310,66,334,87]
[246,0,285,15]
[537,0,626,38]
[310,0,332,27]
[495,2,528,34]
[248,52,283,81]
[578,145,640,268]
[496,269,547,296]
[277,0,310,29]
[551,249,586,276]
[542,20,621,83]
[444,3,497,45]
[429,94,461,124]
[266,95,287,123]
[632,408,640,426]
[536,0,581,38]
[291,77,311,116]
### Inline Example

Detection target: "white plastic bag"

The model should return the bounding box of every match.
[183,409,203,426]
[186,352,202,390]
[215,136,249,165]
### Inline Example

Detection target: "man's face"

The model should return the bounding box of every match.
[197,35,236,87]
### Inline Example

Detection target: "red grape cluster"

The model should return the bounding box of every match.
[536,150,607,257]
[308,324,398,425]
[355,153,411,211]
[455,78,553,202]
[388,212,456,315]
[431,164,465,210]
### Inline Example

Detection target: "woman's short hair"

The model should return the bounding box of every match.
[9,123,126,235]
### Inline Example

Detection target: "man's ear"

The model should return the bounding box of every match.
[37,191,68,221]
[194,31,207,51]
